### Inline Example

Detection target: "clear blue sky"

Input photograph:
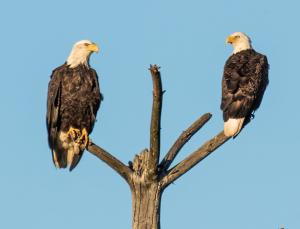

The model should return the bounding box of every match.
[0,0,299,228]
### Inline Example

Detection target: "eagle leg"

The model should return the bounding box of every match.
[67,127,81,141]
[78,128,89,150]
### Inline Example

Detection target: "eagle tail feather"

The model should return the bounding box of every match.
[52,149,68,168]
[67,143,84,171]
[224,118,245,137]
[69,152,83,171]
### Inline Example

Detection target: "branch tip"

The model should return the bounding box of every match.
[149,64,161,72]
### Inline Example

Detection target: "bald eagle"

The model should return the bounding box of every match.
[221,32,269,137]
[46,40,102,171]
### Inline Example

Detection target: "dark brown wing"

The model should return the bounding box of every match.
[46,64,103,170]
[68,67,102,171]
[87,68,103,133]
[221,49,269,124]
[46,65,66,167]
[46,65,64,150]
[251,54,269,112]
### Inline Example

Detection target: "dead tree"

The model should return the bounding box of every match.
[87,65,230,229]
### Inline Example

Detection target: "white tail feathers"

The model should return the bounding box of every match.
[224,118,245,137]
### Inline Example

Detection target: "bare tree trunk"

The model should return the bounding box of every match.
[131,181,162,229]
[86,65,230,229]
[128,149,163,229]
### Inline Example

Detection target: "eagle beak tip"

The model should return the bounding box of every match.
[88,43,100,53]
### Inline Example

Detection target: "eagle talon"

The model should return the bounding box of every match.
[67,127,81,141]
[78,128,89,149]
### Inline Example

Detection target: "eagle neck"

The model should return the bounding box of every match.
[233,44,252,54]
[67,52,91,69]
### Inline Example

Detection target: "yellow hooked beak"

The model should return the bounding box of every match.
[226,35,235,44]
[87,43,99,53]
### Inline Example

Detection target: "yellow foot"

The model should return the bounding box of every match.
[78,128,89,150]
[67,127,81,141]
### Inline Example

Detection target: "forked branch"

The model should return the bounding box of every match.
[160,131,230,188]
[87,142,132,184]
[159,113,212,172]
[84,65,231,229]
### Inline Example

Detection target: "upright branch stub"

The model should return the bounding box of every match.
[148,65,163,178]
[132,149,149,178]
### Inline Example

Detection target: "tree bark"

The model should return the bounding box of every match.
[131,181,162,229]
[129,149,163,229]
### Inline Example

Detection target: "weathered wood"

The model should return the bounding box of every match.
[159,113,212,172]
[130,149,163,229]
[160,131,230,188]
[87,142,132,184]
[86,66,231,229]
[148,65,163,178]
[131,183,162,229]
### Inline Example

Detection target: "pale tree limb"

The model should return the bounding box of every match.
[159,113,212,172]
[148,65,163,176]
[160,131,230,188]
[87,142,133,184]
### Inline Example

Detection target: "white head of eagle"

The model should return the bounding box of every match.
[67,40,99,68]
[47,39,102,171]
[221,32,269,137]
[226,32,252,54]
